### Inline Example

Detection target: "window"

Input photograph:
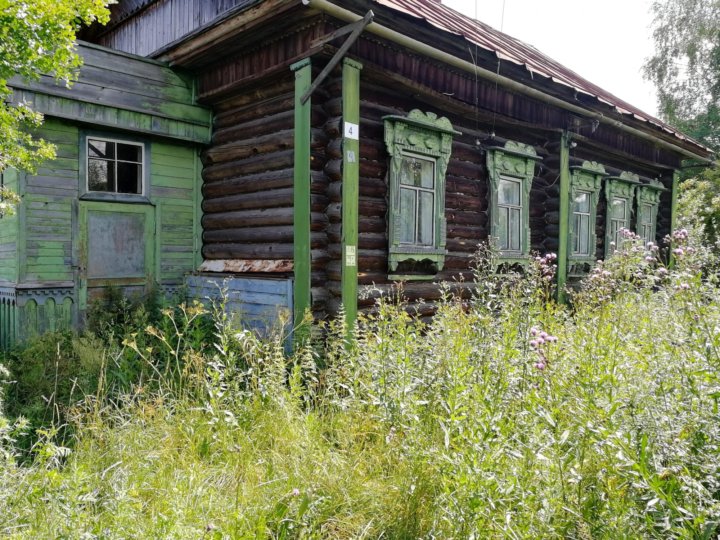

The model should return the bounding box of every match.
[81,133,149,203]
[608,196,629,246]
[604,172,639,256]
[87,138,143,194]
[636,180,664,244]
[383,110,459,274]
[487,141,541,261]
[568,162,605,269]
[497,176,522,251]
[398,154,435,246]
[572,191,592,256]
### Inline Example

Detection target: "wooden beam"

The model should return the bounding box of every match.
[557,132,570,303]
[292,59,313,328]
[300,10,373,105]
[341,58,362,333]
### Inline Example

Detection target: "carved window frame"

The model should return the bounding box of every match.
[568,161,606,268]
[383,110,459,274]
[486,141,541,263]
[636,180,664,244]
[604,172,639,256]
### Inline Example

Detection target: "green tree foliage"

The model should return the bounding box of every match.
[0,0,110,174]
[644,0,720,150]
[645,0,720,245]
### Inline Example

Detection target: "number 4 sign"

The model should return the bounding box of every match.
[344,122,359,140]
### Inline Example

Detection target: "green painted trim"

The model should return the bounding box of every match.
[341,58,362,330]
[389,274,436,281]
[292,59,312,326]
[556,132,570,302]
[10,89,211,144]
[383,109,458,272]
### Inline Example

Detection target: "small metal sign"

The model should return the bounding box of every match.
[345,245,357,267]
[344,122,359,140]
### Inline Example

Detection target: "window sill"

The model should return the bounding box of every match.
[388,274,436,281]
[80,193,152,205]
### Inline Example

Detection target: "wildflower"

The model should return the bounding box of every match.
[645,256,654,263]
[529,339,539,348]
[534,362,546,370]
[530,327,539,337]
[672,248,684,256]
[291,488,301,497]
[679,283,690,290]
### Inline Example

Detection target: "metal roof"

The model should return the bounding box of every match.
[375,0,705,150]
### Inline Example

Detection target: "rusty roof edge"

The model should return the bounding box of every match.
[370,0,712,159]
[301,0,712,163]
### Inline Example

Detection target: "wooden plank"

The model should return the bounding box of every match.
[292,58,312,326]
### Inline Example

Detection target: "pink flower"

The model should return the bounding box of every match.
[534,362,546,370]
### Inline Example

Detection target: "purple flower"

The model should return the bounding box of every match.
[534,362,546,370]
[673,248,684,256]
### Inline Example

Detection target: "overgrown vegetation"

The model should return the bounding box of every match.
[1,232,720,538]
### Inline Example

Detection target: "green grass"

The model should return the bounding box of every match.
[1,235,720,538]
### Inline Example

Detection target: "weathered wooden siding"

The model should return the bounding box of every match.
[186,274,292,335]
[0,169,20,283]
[24,119,78,284]
[93,0,259,57]
[8,43,211,144]
[151,142,200,288]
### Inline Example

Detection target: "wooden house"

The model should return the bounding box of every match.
[3,0,713,343]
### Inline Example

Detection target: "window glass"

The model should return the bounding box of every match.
[639,202,654,242]
[498,177,522,252]
[399,187,416,244]
[398,154,436,246]
[499,178,521,205]
[86,138,143,195]
[609,197,628,246]
[418,191,434,245]
[572,191,591,256]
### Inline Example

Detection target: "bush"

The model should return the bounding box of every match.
[1,236,720,538]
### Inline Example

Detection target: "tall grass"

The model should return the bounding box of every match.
[1,232,720,538]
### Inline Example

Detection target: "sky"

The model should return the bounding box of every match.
[442,0,659,117]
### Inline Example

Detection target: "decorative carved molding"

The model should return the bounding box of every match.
[383,110,460,273]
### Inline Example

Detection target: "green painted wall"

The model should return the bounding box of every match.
[24,118,78,284]
[0,168,20,283]
[0,118,202,348]
[150,141,199,286]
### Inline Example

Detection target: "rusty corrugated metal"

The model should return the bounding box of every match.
[375,0,700,147]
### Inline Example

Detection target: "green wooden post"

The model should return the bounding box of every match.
[341,58,362,330]
[292,59,312,327]
[670,169,680,268]
[670,170,680,234]
[557,132,570,303]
